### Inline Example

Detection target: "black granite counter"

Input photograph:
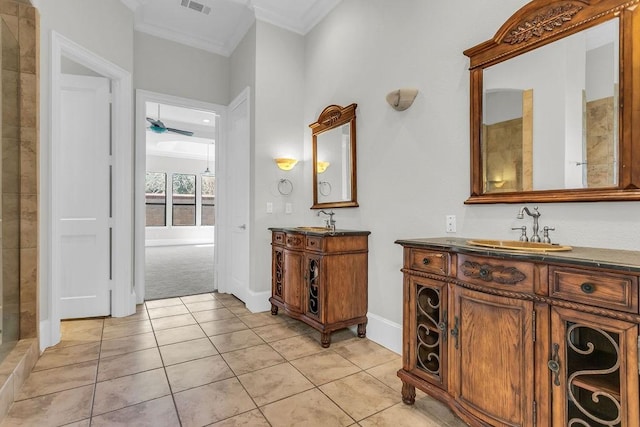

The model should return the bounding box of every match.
[395,237,640,274]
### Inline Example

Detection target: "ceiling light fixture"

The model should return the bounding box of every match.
[203,142,214,176]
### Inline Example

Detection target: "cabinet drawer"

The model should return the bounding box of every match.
[457,254,535,293]
[305,236,322,251]
[285,233,304,249]
[406,248,448,275]
[272,232,285,245]
[549,266,639,313]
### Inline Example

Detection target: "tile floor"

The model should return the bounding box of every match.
[1,292,467,426]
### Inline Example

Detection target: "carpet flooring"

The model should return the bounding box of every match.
[144,244,215,300]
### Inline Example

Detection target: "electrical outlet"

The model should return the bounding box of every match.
[446,215,456,233]
[285,203,292,214]
[266,202,273,213]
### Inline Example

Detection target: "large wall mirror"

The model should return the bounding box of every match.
[309,104,358,209]
[464,0,640,203]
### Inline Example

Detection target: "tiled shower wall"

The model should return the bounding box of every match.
[0,0,39,420]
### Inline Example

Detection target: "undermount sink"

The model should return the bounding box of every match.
[294,226,333,232]
[467,239,572,252]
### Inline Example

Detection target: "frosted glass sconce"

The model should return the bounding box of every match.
[316,161,330,174]
[274,157,298,171]
[386,88,418,111]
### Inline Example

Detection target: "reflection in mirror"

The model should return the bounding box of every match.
[482,19,618,193]
[310,104,358,209]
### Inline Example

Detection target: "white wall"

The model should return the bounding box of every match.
[297,0,640,350]
[134,32,230,105]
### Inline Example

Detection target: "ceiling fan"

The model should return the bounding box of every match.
[146,104,194,136]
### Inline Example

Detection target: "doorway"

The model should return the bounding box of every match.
[134,91,225,303]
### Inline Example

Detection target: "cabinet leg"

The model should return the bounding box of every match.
[321,332,331,348]
[270,304,278,315]
[357,322,367,338]
[401,382,416,405]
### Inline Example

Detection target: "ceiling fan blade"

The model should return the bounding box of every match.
[166,127,194,137]
[146,117,166,128]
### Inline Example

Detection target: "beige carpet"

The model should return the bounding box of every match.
[145,244,215,300]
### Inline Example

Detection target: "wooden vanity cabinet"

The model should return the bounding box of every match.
[269,229,370,347]
[396,238,640,427]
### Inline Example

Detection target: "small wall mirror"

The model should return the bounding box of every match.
[464,0,640,203]
[309,104,358,209]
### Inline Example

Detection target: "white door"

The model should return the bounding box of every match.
[226,90,250,302]
[55,74,111,319]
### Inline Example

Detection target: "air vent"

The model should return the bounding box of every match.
[180,0,211,15]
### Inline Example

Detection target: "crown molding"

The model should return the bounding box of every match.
[253,0,340,35]
[135,21,232,56]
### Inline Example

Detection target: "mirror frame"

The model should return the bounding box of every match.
[464,0,640,204]
[309,103,359,209]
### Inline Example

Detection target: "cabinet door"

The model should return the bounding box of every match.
[403,275,448,389]
[303,254,323,322]
[451,286,535,427]
[283,249,303,313]
[550,307,640,427]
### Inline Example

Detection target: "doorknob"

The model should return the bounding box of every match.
[238,224,247,230]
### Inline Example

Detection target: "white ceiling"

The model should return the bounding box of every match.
[121,0,341,56]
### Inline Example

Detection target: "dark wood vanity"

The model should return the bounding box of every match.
[396,237,640,427]
[269,227,370,347]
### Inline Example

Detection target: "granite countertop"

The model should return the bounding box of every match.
[269,227,371,236]
[395,237,640,273]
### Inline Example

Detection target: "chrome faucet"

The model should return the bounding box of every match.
[317,209,336,232]
[517,206,541,242]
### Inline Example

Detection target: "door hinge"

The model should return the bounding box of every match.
[533,400,537,427]
[532,310,536,342]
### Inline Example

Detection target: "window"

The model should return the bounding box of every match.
[201,175,215,226]
[172,173,196,226]
[145,172,166,226]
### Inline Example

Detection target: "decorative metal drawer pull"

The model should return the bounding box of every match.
[580,282,595,294]
[548,343,561,386]
[422,258,430,265]
[450,316,459,349]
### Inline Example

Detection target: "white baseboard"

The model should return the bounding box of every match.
[145,239,214,247]
[245,289,272,313]
[363,312,402,355]
[39,320,52,352]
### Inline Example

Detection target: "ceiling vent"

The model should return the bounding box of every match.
[180,0,211,15]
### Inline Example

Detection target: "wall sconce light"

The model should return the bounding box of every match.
[316,161,330,174]
[274,157,298,171]
[386,88,419,111]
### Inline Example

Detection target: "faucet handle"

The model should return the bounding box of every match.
[542,226,555,244]
[511,226,528,242]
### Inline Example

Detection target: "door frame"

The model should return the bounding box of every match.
[134,90,226,303]
[45,31,135,348]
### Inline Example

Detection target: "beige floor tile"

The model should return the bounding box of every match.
[57,326,103,348]
[147,304,190,319]
[90,395,179,427]
[199,317,249,336]
[191,307,236,323]
[17,360,98,400]
[365,358,403,392]
[33,342,100,371]
[61,420,91,427]
[319,372,400,421]
[154,324,206,346]
[226,305,252,316]
[261,388,353,427]
[102,319,153,340]
[252,322,311,343]
[359,395,466,427]
[184,299,225,312]
[238,312,284,329]
[180,293,214,303]
[165,354,234,392]
[99,332,158,359]
[92,368,170,416]
[174,378,255,427]
[0,384,94,427]
[333,339,400,369]
[97,347,163,381]
[208,409,270,426]
[150,313,196,331]
[314,328,360,347]
[145,297,183,309]
[269,334,328,360]
[209,329,264,353]
[222,344,285,375]
[237,362,313,406]
[103,306,149,326]
[213,293,243,303]
[61,318,104,334]
[290,351,360,385]
[159,337,217,365]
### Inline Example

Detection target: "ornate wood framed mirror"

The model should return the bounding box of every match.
[309,104,358,209]
[464,0,640,203]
